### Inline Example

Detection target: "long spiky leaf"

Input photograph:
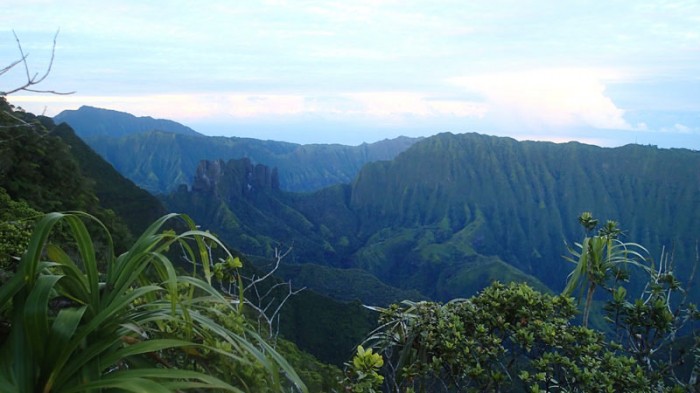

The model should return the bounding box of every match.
[62,215,100,307]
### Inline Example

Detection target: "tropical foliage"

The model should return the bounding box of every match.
[342,345,384,393]
[0,96,364,384]
[563,212,649,327]
[565,213,700,387]
[603,247,700,388]
[345,216,699,392]
[0,211,305,392]
[359,282,650,392]
[0,187,40,275]
[0,97,134,251]
[0,99,99,213]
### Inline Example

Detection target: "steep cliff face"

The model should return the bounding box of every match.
[165,158,330,265]
[191,158,279,198]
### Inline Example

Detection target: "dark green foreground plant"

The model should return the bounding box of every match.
[0,212,306,392]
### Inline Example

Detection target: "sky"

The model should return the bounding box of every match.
[1,0,699,149]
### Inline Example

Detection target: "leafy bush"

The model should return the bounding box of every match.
[360,282,650,392]
[346,214,699,392]
[0,187,41,275]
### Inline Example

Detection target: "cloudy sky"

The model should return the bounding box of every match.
[2,0,699,148]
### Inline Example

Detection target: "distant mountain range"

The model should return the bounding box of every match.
[54,106,419,194]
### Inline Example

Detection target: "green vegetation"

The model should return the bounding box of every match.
[348,133,700,300]
[563,213,648,327]
[274,339,343,392]
[0,98,351,391]
[2,204,695,392]
[274,263,426,306]
[1,99,101,213]
[3,92,699,391]
[0,211,305,392]
[163,157,548,303]
[165,132,700,305]
[277,289,377,366]
[0,187,40,274]
[1,98,134,251]
[358,282,652,392]
[344,216,699,392]
[50,122,166,235]
[207,246,378,368]
[342,345,384,393]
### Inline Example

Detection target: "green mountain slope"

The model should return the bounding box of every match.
[349,133,700,296]
[0,98,166,252]
[54,106,419,194]
[165,132,700,303]
[50,123,166,235]
[164,157,548,302]
[274,262,427,306]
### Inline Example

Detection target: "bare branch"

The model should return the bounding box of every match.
[15,30,33,83]
[240,281,306,341]
[181,239,304,343]
[0,57,25,77]
[19,87,74,95]
[244,246,292,292]
[214,246,305,341]
[1,29,75,96]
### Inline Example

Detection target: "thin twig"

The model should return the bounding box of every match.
[1,29,75,96]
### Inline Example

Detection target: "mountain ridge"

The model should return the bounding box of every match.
[54,106,420,194]
[165,132,700,302]
[55,106,202,137]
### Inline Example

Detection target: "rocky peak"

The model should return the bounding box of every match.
[191,158,279,198]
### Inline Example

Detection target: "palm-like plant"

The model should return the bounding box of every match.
[0,212,305,392]
[563,213,649,328]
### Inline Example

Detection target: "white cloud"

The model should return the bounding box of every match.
[340,92,486,119]
[659,123,696,134]
[450,68,632,131]
[8,91,487,124]
[673,123,691,133]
